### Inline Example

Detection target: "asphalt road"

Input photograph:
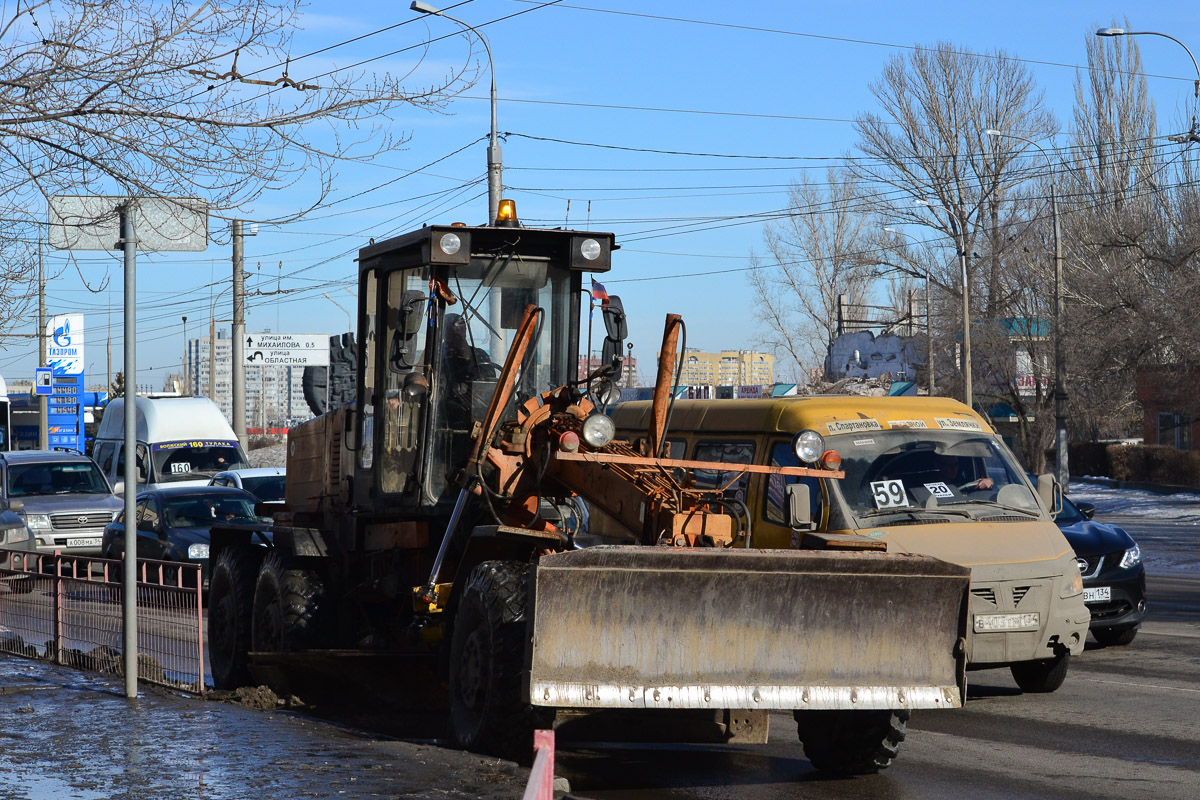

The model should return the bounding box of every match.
[555,514,1200,800]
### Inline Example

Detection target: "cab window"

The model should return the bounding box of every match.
[764,441,821,525]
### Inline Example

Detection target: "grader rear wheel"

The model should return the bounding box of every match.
[251,550,328,653]
[208,546,259,689]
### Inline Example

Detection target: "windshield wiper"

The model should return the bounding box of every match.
[857,506,973,521]
[938,498,1040,516]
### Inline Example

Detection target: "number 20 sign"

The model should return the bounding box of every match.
[870,479,910,509]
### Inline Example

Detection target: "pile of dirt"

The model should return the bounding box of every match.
[206,684,307,711]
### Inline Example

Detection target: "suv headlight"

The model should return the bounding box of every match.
[3,526,31,545]
[187,543,210,560]
[1119,544,1141,569]
[24,514,52,532]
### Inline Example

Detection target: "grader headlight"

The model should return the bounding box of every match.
[582,414,616,448]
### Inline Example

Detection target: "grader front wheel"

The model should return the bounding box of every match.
[795,709,910,774]
[449,560,551,764]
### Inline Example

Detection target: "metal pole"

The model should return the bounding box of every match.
[959,235,972,410]
[926,266,935,395]
[182,316,189,395]
[119,203,138,699]
[232,220,247,449]
[38,242,48,449]
[1051,183,1068,487]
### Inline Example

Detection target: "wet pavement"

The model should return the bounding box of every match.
[0,656,526,800]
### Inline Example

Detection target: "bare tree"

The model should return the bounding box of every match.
[748,168,878,378]
[0,0,473,341]
[853,42,1057,406]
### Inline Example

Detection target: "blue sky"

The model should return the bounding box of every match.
[7,0,1200,390]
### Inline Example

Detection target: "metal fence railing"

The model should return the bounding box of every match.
[0,548,206,693]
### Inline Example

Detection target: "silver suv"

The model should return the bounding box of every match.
[0,451,123,557]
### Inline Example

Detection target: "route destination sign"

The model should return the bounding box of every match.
[243,333,330,366]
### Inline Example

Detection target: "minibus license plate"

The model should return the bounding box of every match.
[974,612,1040,632]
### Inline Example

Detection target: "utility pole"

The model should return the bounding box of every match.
[231,220,255,449]
[38,242,48,449]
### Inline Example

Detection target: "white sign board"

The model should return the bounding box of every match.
[48,195,208,252]
[244,334,330,366]
[46,314,85,375]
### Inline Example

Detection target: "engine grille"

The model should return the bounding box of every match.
[50,512,113,530]
[1011,585,1031,605]
[971,587,997,604]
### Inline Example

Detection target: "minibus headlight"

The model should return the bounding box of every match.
[793,430,825,464]
[1060,563,1084,599]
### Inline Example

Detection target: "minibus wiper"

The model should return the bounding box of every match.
[857,506,973,521]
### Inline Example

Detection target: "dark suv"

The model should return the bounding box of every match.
[0,451,123,557]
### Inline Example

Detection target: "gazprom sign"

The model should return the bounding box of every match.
[46,314,85,376]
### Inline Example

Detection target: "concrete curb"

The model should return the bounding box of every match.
[1072,475,1200,498]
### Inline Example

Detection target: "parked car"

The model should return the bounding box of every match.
[1055,494,1146,647]
[0,450,123,557]
[101,486,270,589]
[208,467,286,505]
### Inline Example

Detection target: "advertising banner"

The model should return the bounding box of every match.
[46,314,85,376]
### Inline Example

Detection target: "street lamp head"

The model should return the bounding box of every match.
[1096,27,1126,37]
[410,1,440,13]
[883,227,899,233]
[984,128,1001,136]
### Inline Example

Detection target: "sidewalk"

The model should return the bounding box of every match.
[0,656,525,800]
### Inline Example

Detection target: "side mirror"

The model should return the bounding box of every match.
[136,519,158,534]
[1036,473,1062,517]
[8,500,24,513]
[786,483,815,531]
[1076,501,1095,520]
[389,290,427,372]
[112,481,125,497]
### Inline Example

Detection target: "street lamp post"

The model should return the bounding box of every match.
[883,227,936,395]
[917,200,972,408]
[323,291,353,332]
[182,315,189,395]
[985,128,1068,487]
[412,0,502,225]
[1097,28,1200,139]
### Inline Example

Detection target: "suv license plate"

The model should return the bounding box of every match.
[68,537,102,548]
[1083,586,1111,603]
[974,612,1041,632]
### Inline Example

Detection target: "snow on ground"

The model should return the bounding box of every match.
[1069,480,1200,521]
[1069,480,1200,573]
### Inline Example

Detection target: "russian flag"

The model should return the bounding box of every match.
[590,278,609,305]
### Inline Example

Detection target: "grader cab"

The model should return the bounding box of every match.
[207,208,970,775]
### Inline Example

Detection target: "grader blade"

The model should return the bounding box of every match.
[529,547,969,711]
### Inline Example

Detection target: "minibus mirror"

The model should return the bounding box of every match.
[1036,473,1062,517]
[786,483,815,531]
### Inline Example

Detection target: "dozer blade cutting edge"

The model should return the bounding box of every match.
[529,547,970,711]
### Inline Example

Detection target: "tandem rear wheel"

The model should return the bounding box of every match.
[208,545,262,689]
[794,709,909,774]
[448,560,552,764]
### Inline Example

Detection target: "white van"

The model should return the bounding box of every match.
[92,397,250,490]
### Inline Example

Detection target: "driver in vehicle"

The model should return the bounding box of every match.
[934,454,994,492]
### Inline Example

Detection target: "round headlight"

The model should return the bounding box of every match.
[792,430,824,464]
[581,414,616,448]
[438,232,462,256]
[580,238,602,261]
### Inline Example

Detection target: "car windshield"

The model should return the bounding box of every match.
[152,441,249,483]
[241,475,285,502]
[164,495,259,527]
[828,429,1041,523]
[7,462,111,497]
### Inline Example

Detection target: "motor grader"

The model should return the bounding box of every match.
[206,206,970,774]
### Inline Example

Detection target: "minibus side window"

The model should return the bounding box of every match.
[692,441,755,495]
[764,441,821,525]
